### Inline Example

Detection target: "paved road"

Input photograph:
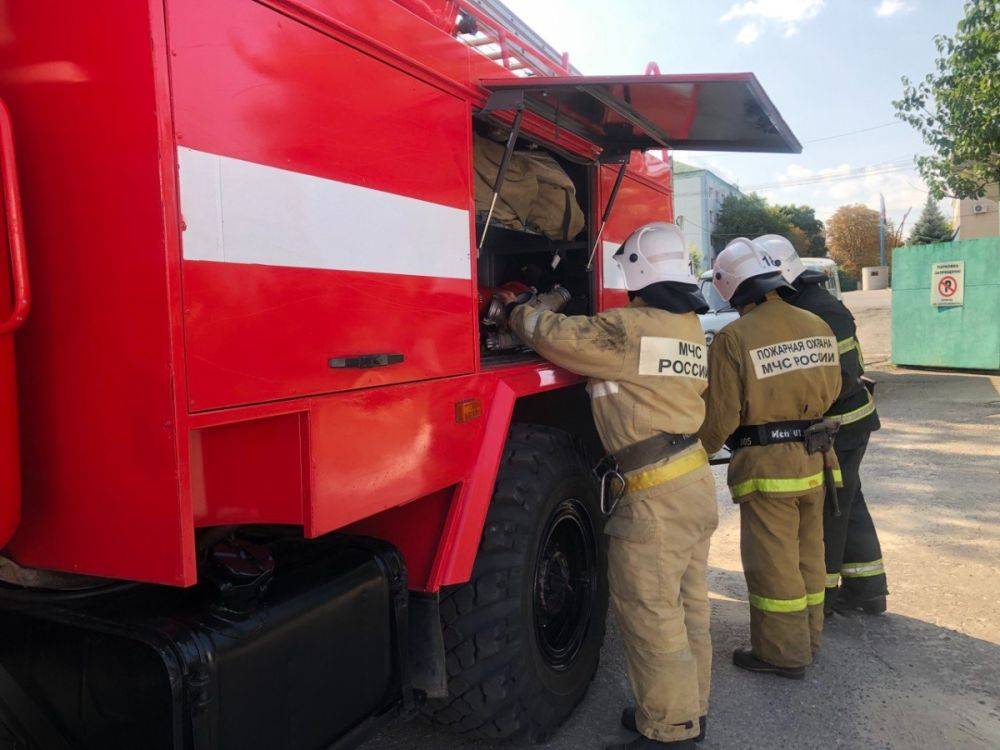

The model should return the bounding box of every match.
[369,289,1000,750]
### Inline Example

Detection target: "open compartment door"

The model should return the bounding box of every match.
[0,97,26,549]
[480,72,801,155]
[0,216,20,549]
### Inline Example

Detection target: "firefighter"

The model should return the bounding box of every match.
[698,238,842,679]
[505,222,717,749]
[755,234,887,615]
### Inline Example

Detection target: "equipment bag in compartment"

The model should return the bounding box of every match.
[473,133,585,241]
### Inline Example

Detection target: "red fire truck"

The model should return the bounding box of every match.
[0,1,799,747]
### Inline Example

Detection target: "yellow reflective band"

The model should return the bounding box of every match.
[841,559,885,578]
[837,337,858,355]
[832,468,843,486]
[749,590,825,612]
[731,470,826,498]
[829,392,876,426]
[826,573,841,588]
[628,447,709,492]
[749,593,807,613]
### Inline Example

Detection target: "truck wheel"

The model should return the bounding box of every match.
[425,424,608,744]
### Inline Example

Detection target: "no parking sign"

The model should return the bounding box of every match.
[931,261,964,307]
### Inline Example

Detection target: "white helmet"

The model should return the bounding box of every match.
[712,237,786,303]
[613,222,697,290]
[754,234,805,283]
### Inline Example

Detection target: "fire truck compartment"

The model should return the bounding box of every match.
[474,122,595,361]
[172,0,476,411]
[0,536,410,750]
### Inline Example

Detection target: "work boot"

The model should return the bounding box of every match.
[621,708,706,742]
[823,591,838,617]
[732,648,805,680]
[834,593,887,615]
[605,735,696,749]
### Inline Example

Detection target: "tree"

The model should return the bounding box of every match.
[775,203,827,257]
[826,204,902,277]
[711,193,790,253]
[786,225,811,256]
[908,195,953,244]
[893,1,1000,199]
[689,245,703,274]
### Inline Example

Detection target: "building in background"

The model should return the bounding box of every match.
[672,161,741,270]
[952,183,999,239]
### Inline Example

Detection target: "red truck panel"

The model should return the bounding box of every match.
[170,0,476,410]
[0,1,194,584]
[597,159,676,311]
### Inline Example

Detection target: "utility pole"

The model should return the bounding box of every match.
[879,193,887,267]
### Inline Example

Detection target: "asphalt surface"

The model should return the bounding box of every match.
[368,289,1000,750]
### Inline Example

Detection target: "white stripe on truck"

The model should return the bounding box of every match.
[602,241,627,290]
[177,147,472,279]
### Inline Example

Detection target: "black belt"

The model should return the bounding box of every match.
[729,420,819,450]
[611,432,698,474]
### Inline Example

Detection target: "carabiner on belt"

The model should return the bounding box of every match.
[599,469,626,516]
[593,454,627,517]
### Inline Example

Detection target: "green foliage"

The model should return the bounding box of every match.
[894,0,1000,199]
[839,272,859,293]
[908,195,953,244]
[775,204,828,257]
[711,193,788,251]
[689,246,703,274]
[711,194,828,258]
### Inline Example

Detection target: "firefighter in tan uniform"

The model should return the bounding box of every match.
[507,223,717,749]
[698,238,842,679]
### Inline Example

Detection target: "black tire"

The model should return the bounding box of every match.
[424,424,608,744]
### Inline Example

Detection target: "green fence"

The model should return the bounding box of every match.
[891,237,1000,370]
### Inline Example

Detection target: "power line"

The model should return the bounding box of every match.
[744,159,918,191]
[803,121,902,144]
[673,154,928,195]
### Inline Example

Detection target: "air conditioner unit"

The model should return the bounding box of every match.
[973,203,985,214]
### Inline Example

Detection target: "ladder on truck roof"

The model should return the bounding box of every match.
[456,0,583,77]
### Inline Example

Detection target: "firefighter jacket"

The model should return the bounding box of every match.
[783,282,880,448]
[698,294,843,503]
[509,298,708,455]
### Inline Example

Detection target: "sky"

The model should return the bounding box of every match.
[501,0,966,230]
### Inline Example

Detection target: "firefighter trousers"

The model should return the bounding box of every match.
[605,450,718,743]
[740,490,825,668]
[824,436,887,606]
